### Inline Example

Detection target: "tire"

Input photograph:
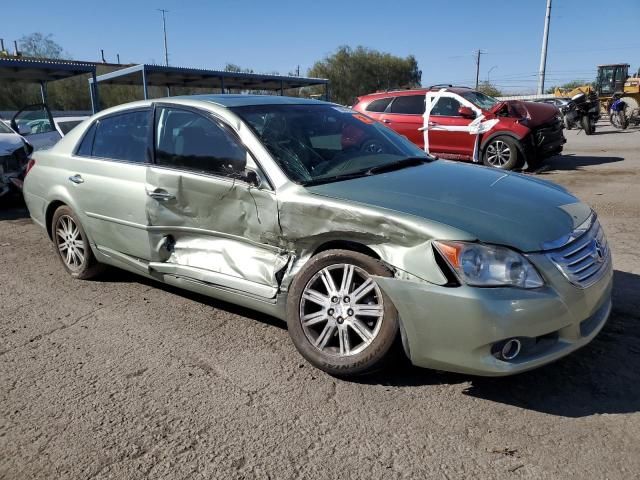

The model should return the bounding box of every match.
[51,205,103,279]
[563,115,572,130]
[286,249,399,376]
[482,136,521,170]
[581,115,594,135]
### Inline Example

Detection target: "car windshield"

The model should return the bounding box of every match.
[460,91,499,110]
[0,120,13,134]
[230,104,429,185]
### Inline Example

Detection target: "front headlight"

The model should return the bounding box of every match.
[433,241,544,289]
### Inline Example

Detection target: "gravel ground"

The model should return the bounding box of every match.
[1,121,639,479]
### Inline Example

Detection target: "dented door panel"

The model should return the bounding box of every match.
[145,166,287,297]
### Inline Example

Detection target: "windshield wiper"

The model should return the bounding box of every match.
[302,156,429,187]
[364,156,428,175]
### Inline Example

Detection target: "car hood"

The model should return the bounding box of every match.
[490,100,559,127]
[306,161,591,252]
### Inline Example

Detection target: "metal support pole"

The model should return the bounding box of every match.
[280,80,284,96]
[142,66,149,100]
[39,81,48,104]
[89,71,100,113]
[220,76,225,94]
[158,9,169,67]
[537,0,552,95]
[166,86,171,97]
[325,83,330,101]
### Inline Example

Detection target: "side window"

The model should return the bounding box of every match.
[389,95,426,115]
[92,111,150,162]
[76,123,96,157]
[430,97,462,117]
[365,97,392,113]
[154,107,247,178]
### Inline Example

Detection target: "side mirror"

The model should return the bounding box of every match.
[458,106,476,119]
[245,169,263,189]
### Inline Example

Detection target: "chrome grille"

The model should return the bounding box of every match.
[546,219,610,288]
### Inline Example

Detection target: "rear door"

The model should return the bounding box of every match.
[427,96,476,158]
[69,108,153,264]
[379,95,425,148]
[145,104,287,299]
[11,104,61,150]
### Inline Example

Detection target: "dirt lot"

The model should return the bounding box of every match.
[1,122,639,479]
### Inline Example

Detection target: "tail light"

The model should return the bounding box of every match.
[25,158,36,176]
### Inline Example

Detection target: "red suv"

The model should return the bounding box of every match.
[353,87,565,170]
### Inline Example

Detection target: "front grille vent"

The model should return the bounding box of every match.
[546,219,610,288]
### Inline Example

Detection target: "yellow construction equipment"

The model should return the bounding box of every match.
[555,63,640,122]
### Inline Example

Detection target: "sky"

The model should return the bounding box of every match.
[2,0,640,94]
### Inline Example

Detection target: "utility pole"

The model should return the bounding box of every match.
[537,0,552,95]
[158,8,169,66]
[475,50,485,89]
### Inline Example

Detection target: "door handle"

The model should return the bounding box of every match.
[68,174,84,184]
[428,121,438,127]
[146,188,175,201]
[382,119,392,124]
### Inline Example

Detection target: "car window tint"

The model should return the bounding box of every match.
[76,122,96,157]
[430,97,462,117]
[154,107,247,178]
[92,111,149,162]
[58,120,82,135]
[365,97,392,113]
[389,95,425,115]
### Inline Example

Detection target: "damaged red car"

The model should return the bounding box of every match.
[353,86,566,170]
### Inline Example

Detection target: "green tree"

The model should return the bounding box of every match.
[476,81,502,97]
[18,32,65,59]
[307,46,422,105]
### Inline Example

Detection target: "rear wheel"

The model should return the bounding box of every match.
[483,136,521,170]
[51,206,103,279]
[286,250,399,376]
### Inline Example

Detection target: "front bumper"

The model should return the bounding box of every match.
[527,118,566,160]
[374,255,613,376]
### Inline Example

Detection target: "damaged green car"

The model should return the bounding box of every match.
[23,95,612,376]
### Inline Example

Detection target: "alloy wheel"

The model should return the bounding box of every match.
[299,264,384,357]
[486,140,511,167]
[55,215,86,270]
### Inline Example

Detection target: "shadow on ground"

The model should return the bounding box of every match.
[532,153,624,174]
[360,270,640,418]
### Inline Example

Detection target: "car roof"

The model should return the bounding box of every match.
[358,87,473,101]
[171,94,332,108]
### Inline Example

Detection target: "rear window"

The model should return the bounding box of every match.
[389,95,425,115]
[87,111,149,163]
[365,97,392,113]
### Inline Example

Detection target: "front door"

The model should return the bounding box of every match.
[145,105,287,299]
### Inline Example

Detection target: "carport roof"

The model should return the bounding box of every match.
[0,57,97,83]
[90,63,328,90]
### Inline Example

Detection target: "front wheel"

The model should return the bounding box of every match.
[286,250,399,376]
[483,136,522,170]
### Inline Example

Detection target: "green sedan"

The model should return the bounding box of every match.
[22,95,612,376]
